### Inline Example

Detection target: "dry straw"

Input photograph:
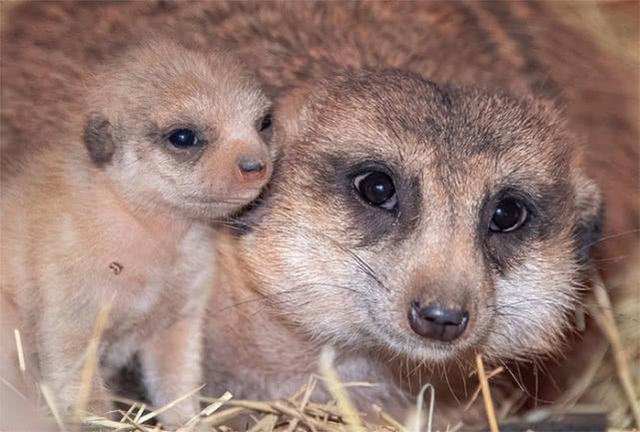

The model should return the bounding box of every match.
[4,262,639,431]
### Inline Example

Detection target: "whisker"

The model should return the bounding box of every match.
[227,216,392,294]
[579,228,640,251]
[215,282,366,312]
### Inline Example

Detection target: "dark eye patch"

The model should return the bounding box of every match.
[303,151,421,247]
[480,182,572,273]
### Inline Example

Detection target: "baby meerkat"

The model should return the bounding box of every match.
[0,41,274,426]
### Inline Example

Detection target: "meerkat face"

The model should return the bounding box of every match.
[242,70,602,364]
[83,42,274,219]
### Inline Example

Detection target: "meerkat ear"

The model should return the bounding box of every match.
[83,112,115,165]
[574,174,604,263]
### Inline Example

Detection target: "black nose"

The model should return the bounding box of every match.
[238,158,265,174]
[408,302,469,342]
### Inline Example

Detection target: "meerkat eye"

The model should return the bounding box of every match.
[353,171,398,211]
[490,198,528,233]
[259,113,272,131]
[168,128,199,148]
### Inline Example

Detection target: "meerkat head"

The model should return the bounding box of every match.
[240,70,603,364]
[82,41,274,219]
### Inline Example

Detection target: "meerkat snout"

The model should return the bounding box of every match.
[235,112,274,182]
[408,302,469,342]
[233,139,272,182]
[238,157,266,175]
[236,154,271,186]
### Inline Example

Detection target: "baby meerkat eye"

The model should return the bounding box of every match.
[490,198,528,233]
[353,171,398,211]
[168,128,199,148]
[259,113,272,131]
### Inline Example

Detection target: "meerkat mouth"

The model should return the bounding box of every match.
[374,323,471,362]
[225,184,274,234]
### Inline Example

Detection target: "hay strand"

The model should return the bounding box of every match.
[41,383,67,432]
[591,272,640,427]
[202,406,247,426]
[407,384,435,432]
[284,375,317,432]
[138,384,205,424]
[201,390,233,417]
[475,353,499,432]
[465,366,504,411]
[372,404,407,432]
[14,328,26,377]
[182,390,233,430]
[319,346,365,432]
[134,403,147,423]
[246,414,278,432]
[0,375,27,401]
[74,299,114,419]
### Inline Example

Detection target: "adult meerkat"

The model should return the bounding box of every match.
[205,72,604,422]
[2,1,638,426]
[1,41,274,427]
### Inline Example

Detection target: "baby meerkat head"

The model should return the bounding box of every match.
[242,70,603,364]
[82,41,274,219]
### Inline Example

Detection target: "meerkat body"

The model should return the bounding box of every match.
[2,148,215,418]
[2,1,638,428]
[1,41,274,427]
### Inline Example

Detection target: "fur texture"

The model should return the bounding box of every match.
[1,1,637,428]
[1,41,274,427]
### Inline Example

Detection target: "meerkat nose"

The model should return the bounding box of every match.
[408,301,469,342]
[237,157,266,176]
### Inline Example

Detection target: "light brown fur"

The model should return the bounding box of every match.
[1,41,274,427]
[1,1,638,428]
[204,73,603,427]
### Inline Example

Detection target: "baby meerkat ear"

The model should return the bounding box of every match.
[83,112,115,165]
[574,174,604,263]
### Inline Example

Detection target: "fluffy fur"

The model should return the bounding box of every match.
[1,41,274,427]
[2,1,637,428]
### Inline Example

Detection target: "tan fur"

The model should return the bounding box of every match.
[204,76,604,426]
[1,41,274,427]
[2,1,638,428]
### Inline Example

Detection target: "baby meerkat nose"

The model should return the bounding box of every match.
[237,157,267,179]
[408,302,469,342]
[238,158,264,173]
